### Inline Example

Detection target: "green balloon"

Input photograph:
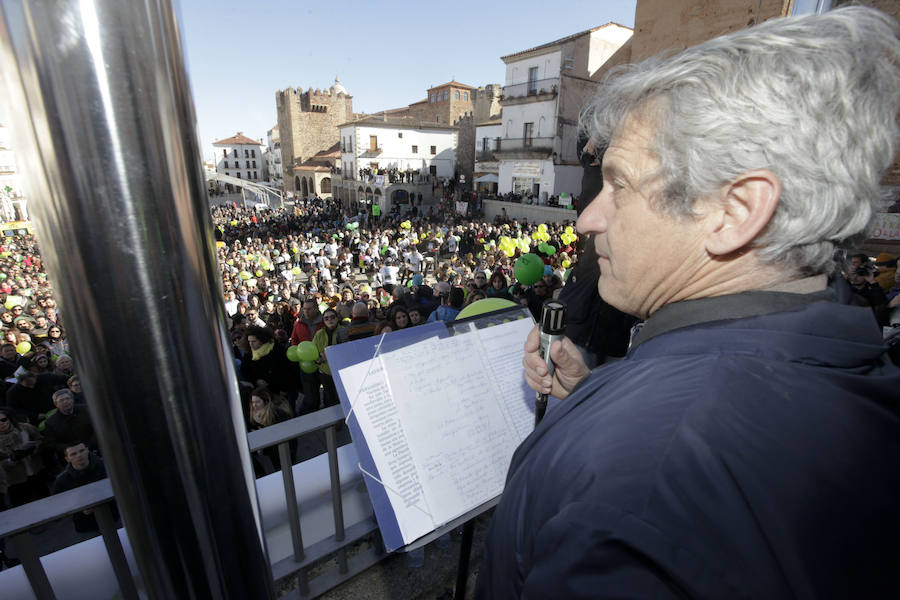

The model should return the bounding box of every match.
[455,298,517,321]
[545,244,557,256]
[286,345,301,362]
[513,253,545,286]
[297,341,319,362]
[300,360,318,373]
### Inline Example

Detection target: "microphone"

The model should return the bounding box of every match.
[535,298,567,427]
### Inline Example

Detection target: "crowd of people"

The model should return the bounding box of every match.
[214,197,581,473]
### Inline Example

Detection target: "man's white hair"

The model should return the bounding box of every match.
[581,6,900,275]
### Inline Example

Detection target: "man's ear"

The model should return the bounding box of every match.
[704,169,780,257]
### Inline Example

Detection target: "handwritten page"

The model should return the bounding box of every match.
[474,317,537,440]
[379,334,518,527]
[338,356,436,542]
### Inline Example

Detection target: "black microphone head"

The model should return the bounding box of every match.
[540,299,567,335]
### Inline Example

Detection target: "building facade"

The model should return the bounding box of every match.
[0,123,25,221]
[213,132,265,190]
[334,116,458,213]
[275,78,353,195]
[264,125,283,190]
[492,23,632,201]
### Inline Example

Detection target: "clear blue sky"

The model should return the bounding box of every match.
[179,0,637,161]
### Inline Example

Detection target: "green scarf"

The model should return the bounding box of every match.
[252,341,274,361]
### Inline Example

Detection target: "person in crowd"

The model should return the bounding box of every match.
[240,326,297,398]
[312,308,342,408]
[0,407,44,506]
[51,442,115,532]
[464,288,487,306]
[846,256,890,326]
[6,370,68,424]
[389,305,410,330]
[407,306,424,327]
[427,283,463,322]
[485,272,512,300]
[338,302,377,342]
[42,389,97,459]
[290,298,324,414]
[67,375,86,405]
[247,386,293,475]
[479,8,900,598]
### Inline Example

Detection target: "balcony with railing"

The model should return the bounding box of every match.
[493,136,555,157]
[359,146,382,158]
[501,77,559,104]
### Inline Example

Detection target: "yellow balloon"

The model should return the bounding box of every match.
[562,259,571,268]
[565,226,574,235]
[15,341,30,354]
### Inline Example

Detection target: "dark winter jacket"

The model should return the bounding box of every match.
[477,281,900,599]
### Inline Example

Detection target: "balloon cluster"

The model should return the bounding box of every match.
[497,234,533,258]
[560,225,577,246]
[400,220,412,230]
[537,243,557,256]
[286,341,319,373]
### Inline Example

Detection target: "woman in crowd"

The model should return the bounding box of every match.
[390,306,410,330]
[0,407,45,506]
[312,308,342,408]
[486,272,512,300]
[240,326,297,397]
[247,385,293,475]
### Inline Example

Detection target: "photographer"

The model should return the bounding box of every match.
[847,255,890,326]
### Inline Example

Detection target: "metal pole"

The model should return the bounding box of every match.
[0,1,273,598]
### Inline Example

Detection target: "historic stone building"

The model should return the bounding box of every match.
[275,78,353,195]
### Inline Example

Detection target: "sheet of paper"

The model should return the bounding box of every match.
[379,334,519,527]
[338,356,435,543]
[474,317,538,440]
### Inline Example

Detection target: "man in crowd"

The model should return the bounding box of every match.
[51,442,115,533]
[338,302,377,342]
[43,388,97,459]
[480,8,900,598]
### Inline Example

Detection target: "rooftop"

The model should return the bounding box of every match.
[213,133,262,146]
[337,114,458,131]
[500,22,632,63]
[427,80,475,91]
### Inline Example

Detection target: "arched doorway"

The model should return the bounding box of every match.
[294,176,300,193]
[301,177,309,198]
[307,177,315,197]
[321,177,331,194]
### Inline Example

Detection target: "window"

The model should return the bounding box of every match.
[244,149,249,158]
[223,149,227,157]
[412,145,418,154]
[429,165,437,176]
[246,160,250,168]
[528,66,538,94]
[482,138,489,152]
[443,90,448,101]
[369,136,378,151]
[233,149,238,158]
[430,145,436,155]
[430,94,434,103]
[253,171,257,179]
[398,132,403,138]
[236,172,241,179]
[252,160,257,168]
[251,149,256,158]
[523,122,534,147]
[454,90,460,100]
[224,161,229,169]
[463,92,468,101]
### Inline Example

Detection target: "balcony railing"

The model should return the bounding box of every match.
[0,406,384,600]
[501,77,559,101]
[476,151,496,161]
[494,136,555,154]
[359,147,382,157]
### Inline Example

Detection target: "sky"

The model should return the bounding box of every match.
[178,0,637,162]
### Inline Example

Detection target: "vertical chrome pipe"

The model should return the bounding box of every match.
[0,1,273,598]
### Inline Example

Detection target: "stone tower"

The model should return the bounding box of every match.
[276,78,353,193]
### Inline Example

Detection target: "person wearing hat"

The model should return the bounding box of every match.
[874,253,897,292]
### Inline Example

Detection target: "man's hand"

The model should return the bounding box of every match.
[522,325,589,400]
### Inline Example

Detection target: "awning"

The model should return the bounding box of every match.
[474,174,498,183]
